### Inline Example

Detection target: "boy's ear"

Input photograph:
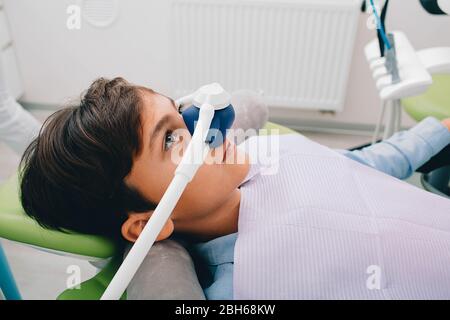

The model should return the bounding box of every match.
[121,211,174,243]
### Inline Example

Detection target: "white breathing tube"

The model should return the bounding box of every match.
[101,83,231,300]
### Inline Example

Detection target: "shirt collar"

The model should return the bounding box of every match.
[192,233,238,265]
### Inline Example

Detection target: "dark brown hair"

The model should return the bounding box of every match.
[20,77,156,244]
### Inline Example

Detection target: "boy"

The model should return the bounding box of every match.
[20,78,450,299]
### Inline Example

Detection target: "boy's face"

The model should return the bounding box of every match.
[122,90,250,241]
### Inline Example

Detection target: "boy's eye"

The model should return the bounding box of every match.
[164,131,179,150]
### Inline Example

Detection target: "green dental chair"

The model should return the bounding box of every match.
[402,68,450,197]
[0,122,295,300]
[402,74,450,197]
[0,171,120,300]
[402,74,450,122]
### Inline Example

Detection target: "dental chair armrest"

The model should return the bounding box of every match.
[418,47,450,74]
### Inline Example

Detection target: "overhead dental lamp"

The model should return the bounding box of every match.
[420,0,450,14]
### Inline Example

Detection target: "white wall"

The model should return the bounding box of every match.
[4,0,173,104]
[4,0,450,128]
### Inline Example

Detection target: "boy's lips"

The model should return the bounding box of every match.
[222,141,229,162]
[222,140,231,162]
[222,140,236,163]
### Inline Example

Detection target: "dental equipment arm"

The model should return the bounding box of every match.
[101,83,234,300]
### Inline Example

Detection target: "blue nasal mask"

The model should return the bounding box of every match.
[182,104,235,148]
[178,83,235,148]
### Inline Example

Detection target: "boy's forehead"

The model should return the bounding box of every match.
[142,90,174,109]
[140,91,176,129]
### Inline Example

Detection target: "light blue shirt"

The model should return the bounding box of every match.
[191,117,450,300]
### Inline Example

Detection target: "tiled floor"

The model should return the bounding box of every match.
[0,110,424,299]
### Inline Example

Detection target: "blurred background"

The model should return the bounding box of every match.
[2,0,449,130]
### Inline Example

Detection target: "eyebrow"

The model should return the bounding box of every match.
[160,94,178,112]
[148,114,171,152]
[168,97,178,111]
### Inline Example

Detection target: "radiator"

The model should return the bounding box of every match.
[170,0,360,111]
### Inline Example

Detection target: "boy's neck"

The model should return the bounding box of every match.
[174,189,241,242]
